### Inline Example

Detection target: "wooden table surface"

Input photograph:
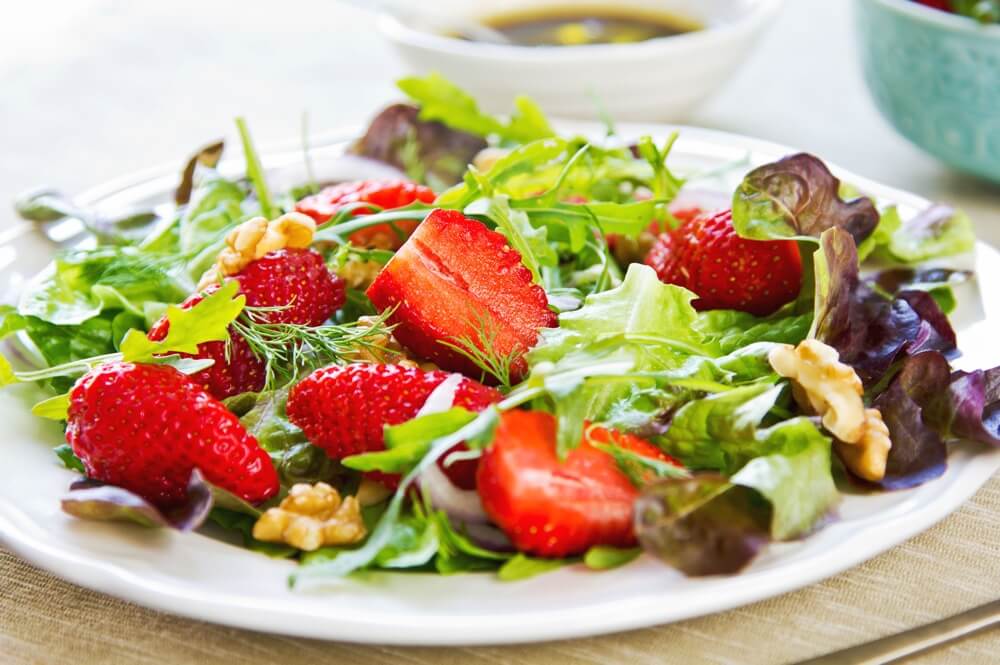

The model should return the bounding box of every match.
[2,1,999,663]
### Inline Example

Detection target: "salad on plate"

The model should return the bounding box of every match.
[3,74,998,587]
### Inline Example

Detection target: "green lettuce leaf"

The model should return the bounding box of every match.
[498,554,570,581]
[888,205,975,263]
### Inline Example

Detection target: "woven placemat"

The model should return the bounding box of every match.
[2,476,998,665]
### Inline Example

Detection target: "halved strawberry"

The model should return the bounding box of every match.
[645,209,802,316]
[477,410,682,558]
[366,209,556,383]
[295,179,435,249]
[287,363,501,489]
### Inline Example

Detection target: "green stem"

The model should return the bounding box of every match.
[235,117,277,219]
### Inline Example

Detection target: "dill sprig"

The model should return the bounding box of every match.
[231,306,398,389]
[438,312,520,391]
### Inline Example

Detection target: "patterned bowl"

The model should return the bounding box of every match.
[856,0,1000,182]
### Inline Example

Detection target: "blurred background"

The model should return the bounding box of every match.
[0,0,997,241]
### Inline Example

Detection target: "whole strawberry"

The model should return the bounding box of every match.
[645,209,802,316]
[147,248,345,400]
[235,247,345,326]
[477,411,682,558]
[66,362,279,509]
[287,363,501,489]
[147,286,266,399]
[295,179,435,249]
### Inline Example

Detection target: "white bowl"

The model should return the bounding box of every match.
[378,0,783,122]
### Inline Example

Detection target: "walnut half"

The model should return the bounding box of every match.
[252,482,366,551]
[769,339,892,481]
[198,212,316,289]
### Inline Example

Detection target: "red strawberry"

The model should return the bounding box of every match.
[287,363,501,489]
[477,411,681,558]
[147,248,344,399]
[295,179,435,249]
[914,0,952,11]
[147,286,266,399]
[645,209,802,316]
[234,247,345,326]
[66,362,279,509]
[366,209,556,383]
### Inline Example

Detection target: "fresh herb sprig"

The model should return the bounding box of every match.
[231,307,398,389]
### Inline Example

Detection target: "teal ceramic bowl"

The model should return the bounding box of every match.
[856,0,1000,182]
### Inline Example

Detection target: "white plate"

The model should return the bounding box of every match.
[2,123,998,646]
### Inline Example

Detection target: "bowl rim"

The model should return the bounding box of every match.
[377,0,784,62]
[868,0,1000,36]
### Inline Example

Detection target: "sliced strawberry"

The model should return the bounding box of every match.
[287,363,501,489]
[67,362,278,508]
[645,209,803,316]
[477,410,681,558]
[295,179,435,249]
[366,209,556,382]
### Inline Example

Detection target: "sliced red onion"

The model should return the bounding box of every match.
[419,456,488,524]
[463,521,515,552]
[416,372,463,417]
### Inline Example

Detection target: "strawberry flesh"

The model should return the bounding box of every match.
[287,363,501,489]
[67,362,278,508]
[477,410,682,558]
[645,208,802,316]
[366,209,556,382]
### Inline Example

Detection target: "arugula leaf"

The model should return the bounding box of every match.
[590,439,689,487]
[119,280,244,362]
[343,408,479,474]
[31,393,70,420]
[498,553,570,581]
[397,73,554,144]
[54,444,85,472]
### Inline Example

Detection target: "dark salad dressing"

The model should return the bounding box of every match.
[472,7,700,46]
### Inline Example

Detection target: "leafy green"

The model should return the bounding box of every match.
[119,280,244,362]
[208,509,297,558]
[497,554,570,581]
[732,153,878,244]
[397,73,554,144]
[343,408,479,474]
[31,393,70,420]
[583,546,641,570]
[54,444,85,472]
[857,205,901,261]
[465,195,557,284]
[18,247,186,326]
[888,205,975,263]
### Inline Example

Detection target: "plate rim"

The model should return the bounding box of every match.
[2,121,998,645]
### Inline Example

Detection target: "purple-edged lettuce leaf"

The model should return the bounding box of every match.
[635,475,770,576]
[869,267,971,314]
[61,469,213,531]
[810,228,956,385]
[352,103,487,188]
[638,416,837,575]
[865,353,1000,489]
[732,153,878,245]
[887,205,975,263]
